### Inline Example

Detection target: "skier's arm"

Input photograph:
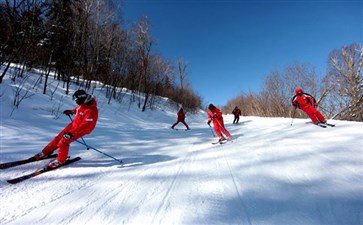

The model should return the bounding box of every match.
[292,95,299,108]
[63,108,77,115]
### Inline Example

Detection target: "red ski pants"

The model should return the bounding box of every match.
[212,119,231,138]
[172,120,189,129]
[302,106,326,124]
[42,124,84,163]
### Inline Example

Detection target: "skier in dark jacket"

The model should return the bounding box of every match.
[232,106,241,124]
[292,87,326,125]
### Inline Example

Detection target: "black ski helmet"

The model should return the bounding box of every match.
[72,90,88,105]
[208,104,215,110]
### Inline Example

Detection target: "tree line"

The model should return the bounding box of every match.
[222,43,363,122]
[1,1,361,121]
[0,0,202,112]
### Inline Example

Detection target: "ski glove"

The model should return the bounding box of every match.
[63,110,73,115]
[63,132,73,140]
[207,121,211,125]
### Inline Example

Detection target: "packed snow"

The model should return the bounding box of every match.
[0,68,362,225]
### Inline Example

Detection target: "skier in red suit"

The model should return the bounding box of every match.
[292,87,326,125]
[34,90,98,168]
[207,104,232,142]
[171,108,190,130]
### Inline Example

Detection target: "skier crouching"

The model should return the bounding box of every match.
[34,90,98,168]
[292,87,327,125]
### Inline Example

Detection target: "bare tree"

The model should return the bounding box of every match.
[131,16,153,111]
[326,43,363,121]
[10,74,35,116]
[0,0,28,83]
[177,58,188,100]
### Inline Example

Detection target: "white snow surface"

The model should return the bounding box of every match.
[0,69,362,225]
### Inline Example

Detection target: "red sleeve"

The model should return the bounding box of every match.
[207,111,213,121]
[306,95,315,105]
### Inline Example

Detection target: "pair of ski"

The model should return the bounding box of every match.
[171,128,190,131]
[212,138,232,145]
[316,122,335,128]
[1,154,81,184]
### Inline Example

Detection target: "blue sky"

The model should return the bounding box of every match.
[123,0,363,106]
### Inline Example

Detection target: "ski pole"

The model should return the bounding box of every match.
[66,114,122,164]
[291,107,296,126]
[67,114,89,149]
[72,139,123,164]
[318,105,329,114]
[208,123,216,137]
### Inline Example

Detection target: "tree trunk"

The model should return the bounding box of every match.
[0,61,13,83]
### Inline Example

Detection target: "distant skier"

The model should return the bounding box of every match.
[207,104,232,142]
[34,90,98,168]
[171,108,190,130]
[292,87,327,125]
[232,106,241,124]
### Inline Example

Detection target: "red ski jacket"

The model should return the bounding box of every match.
[208,107,224,125]
[292,93,316,110]
[177,111,186,121]
[68,98,98,136]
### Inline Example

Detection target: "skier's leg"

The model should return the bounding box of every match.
[216,119,231,138]
[221,126,232,138]
[311,108,326,123]
[42,125,71,155]
[213,121,222,138]
[181,121,190,129]
[303,107,319,124]
[56,132,83,162]
[171,121,179,129]
[56,139,72,163]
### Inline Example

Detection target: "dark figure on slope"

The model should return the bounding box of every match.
[171,108,190,130]
[292,87,326,125]
[232,106,241,124]
[207,104,232,142]
[34,90,98,168]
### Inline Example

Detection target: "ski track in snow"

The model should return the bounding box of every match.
[219,139,252,225]
[1,117,362,225]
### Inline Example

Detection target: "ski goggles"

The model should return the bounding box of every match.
[72,94,87,101]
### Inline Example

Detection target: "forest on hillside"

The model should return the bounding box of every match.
[1,1,362,121]
[0,0,202,112]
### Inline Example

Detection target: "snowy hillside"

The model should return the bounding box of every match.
[0,68,362,225]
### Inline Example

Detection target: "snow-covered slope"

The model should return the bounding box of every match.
[0,69,362,225]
